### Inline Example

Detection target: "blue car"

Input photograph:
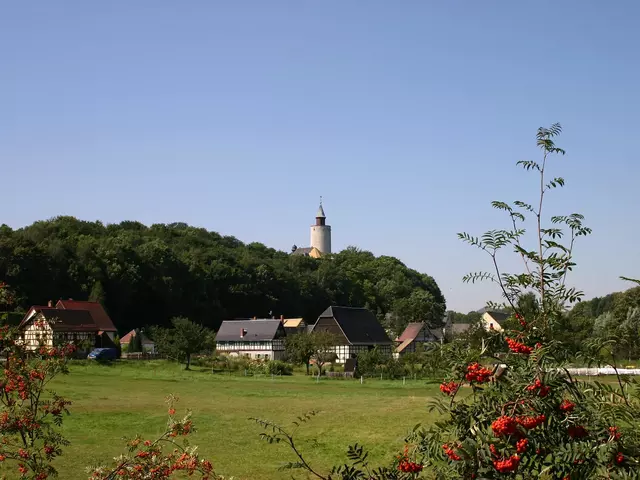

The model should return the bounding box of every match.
[87,348,118,361]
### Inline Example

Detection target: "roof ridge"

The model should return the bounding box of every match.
[223,318,282,322]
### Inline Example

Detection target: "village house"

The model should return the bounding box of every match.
[215,319,287,360]
[282,317,306,335]
[120,329,156,353]
[394,322,444,356]
[55,299,118,340]
[478,308,511,332]
[19,300,117,352]
[310,306,393,363]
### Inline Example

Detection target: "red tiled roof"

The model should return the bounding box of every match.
[395,322,425,342]
[56,300,117,332]
[26,308,99,332]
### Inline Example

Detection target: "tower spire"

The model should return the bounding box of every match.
[316,196,326,219]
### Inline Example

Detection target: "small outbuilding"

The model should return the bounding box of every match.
[120,329,156,353]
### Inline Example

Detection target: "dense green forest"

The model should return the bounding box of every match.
[0,217,446,336]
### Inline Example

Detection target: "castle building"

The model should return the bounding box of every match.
[291,200,332,258]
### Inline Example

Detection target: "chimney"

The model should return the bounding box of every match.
[253,316,256,320]
[280,315,284,321]
[47,300,52,307]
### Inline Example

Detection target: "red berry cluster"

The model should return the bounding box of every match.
[516,414,546,430]
[516,438,529,453]
[169,419,193,437]
[515,313,527,327]
[526,378,550,397]
[493,454,520,473]
[559,399,575,413]
[567,425,588,439]
[465,363,492,383]
[90,434,215,479]
[616,453,625,465]
[397,445,424,472]
[398,460,424,473]
[442,443,461,461]
[506,337,533,355]
[609,426,622,441]
[439,381,460,396]
[491,416,518,437]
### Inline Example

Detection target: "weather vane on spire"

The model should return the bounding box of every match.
[319,195,323,207]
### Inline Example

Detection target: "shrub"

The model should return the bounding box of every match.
[414,124,640,478]
[0,316,74,478]
[87,396,221,479]
[356,346,393,377]
[266,360,293,376]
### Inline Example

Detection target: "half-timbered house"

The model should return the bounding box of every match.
[395,322,444,356]
[19,300,117,352]
[310,306,393,363]
[215,319,287,360]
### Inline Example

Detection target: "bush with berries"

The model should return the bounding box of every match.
[409,124,640,479]
[0,308,222,480]
[253,125,640,479]
[0,322,74,479]
[87,395,221,479]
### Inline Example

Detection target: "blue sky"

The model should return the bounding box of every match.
[2,1,639,312]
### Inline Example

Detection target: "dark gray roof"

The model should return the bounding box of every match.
[216,319,284,341]
[429,328,445,340]
[483,311,510,325]
[318,306,392,345]
[291,247,313,256]
[450,323,472,335]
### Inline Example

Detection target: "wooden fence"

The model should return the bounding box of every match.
[120,352,165,361]
[325,371,354,378]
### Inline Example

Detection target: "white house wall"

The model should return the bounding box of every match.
[481,313,504,332]
[23,322,53,350]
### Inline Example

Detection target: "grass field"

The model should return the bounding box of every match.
[0,361,441,479]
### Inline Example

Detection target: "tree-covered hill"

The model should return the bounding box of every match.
[0,217,446,335]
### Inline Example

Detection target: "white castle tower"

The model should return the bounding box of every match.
[310,199,331,254]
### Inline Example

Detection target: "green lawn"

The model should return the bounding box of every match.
[2,361,441,479]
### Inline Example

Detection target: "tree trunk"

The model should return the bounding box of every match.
[305,361,310,376]
[185,353,191,370]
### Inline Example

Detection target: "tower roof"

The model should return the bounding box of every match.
[316,204,326,218]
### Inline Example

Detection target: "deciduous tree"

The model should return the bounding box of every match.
[309,331,339,376]
[153,318,213,370]
[284,332,316,375]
